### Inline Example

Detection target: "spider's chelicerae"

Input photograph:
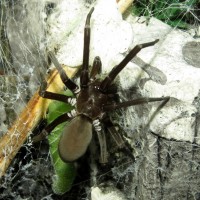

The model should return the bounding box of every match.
[33,7,169,164]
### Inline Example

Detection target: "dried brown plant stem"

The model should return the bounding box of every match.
[0,66,77,178]
[117,0,134,14]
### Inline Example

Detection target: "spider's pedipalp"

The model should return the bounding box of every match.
[90,56,102,80]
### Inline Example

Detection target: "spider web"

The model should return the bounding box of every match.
[133,0,200,31]
[0,0,200,199]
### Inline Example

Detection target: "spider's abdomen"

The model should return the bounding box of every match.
[58,115,92,162]
[76,81,108,120]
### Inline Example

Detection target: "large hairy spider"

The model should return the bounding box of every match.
[33,7,169,164]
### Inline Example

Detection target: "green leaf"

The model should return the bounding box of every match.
[47,90,76,195]
[132,0,198,28]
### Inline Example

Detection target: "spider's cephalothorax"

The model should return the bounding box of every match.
[76,80,108,120]
[33,7,169,164]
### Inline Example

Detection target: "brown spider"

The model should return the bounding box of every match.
[33,7,169,164]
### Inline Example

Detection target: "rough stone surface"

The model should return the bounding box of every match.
[182,41,200,68]
[91,186,126,200]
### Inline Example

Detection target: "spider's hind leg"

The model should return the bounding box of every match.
[104,118,135,162]
[32,112,72,142]
[93,119,108,164]
[103,96,170,112]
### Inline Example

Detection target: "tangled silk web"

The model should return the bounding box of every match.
[0,0,200,199]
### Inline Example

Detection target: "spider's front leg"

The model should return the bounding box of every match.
[80,7,94,88]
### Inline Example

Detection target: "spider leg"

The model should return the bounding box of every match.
[99,39,159,92]
[48,52,79,94]
[96,130,108,164]
[104,118,135,161]
[32,112,72,142]
[39,80,71,103]
[80,7,94,88]
[93,119,108,164]
[90,56,102,80]
[103,96,170,111]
